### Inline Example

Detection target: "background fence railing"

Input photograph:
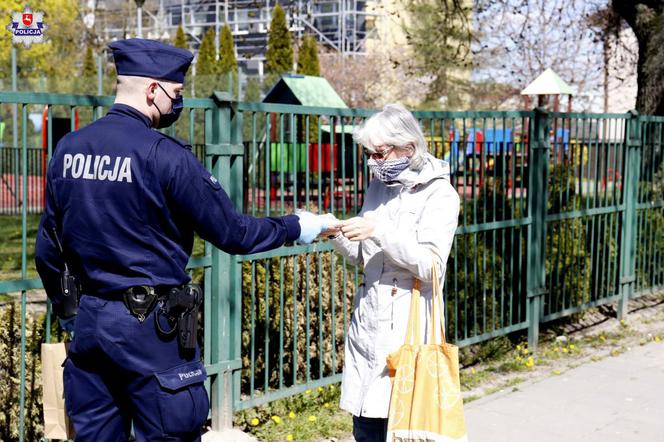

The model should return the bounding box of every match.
[0,91,662,440]
[0,146,44,216]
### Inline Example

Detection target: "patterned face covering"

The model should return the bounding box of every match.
[367,156,411,182]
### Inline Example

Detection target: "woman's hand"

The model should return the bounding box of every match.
[341,216,376,241]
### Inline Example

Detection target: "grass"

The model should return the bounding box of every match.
[0,214,40,281]
[483,376,526,396]
[234,384,352,442]
[460,366,492,390]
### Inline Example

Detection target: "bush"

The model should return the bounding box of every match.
[446,232,507,339]
[635,206,664,289]
[446,180,519,340]
[545,217,591,312]
[0,303,49,442]
[240,251,356,394]
[545,164,591,313]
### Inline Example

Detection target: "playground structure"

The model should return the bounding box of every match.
[0,113,626,216]
[249,117,624,213]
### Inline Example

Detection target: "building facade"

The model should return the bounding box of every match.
[94,0,374,76]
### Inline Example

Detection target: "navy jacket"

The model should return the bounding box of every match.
[35,104,299,313]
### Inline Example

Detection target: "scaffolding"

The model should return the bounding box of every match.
[92,0,378,75]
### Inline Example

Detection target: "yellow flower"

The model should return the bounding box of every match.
[308,415,317,422]
[516,345,522,351]
[522,348,529,355]
[569,344,575,350]
[620,319,627,327]
[288,411,296,419]
[552,370,561,375]
[250,418,259,426]
[562,348,569,353]
[305,389,311,395]
[318,387,323,392]
[271,415,282,424]
[525,356,534,368]
[600,335,606,342]
[324,402,330,408]
[329,385,335,391]
[286,435,294,441]
[656,336,662,342]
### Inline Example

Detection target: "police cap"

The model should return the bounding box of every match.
[109,38,194,84]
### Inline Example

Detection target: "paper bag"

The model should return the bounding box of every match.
[41,343,75,440]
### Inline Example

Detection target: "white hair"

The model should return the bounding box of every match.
[353,103,427,171]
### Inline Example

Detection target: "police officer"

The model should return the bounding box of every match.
[35,39,330,441]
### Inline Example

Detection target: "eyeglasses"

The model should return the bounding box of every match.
[364,145,395,160]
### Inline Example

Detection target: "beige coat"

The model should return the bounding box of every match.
[332,153,460,418]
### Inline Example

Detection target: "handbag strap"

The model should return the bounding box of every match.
[404,278,422,346]
[428,258,448,346]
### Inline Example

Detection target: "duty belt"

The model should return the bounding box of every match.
[122,284,203,353]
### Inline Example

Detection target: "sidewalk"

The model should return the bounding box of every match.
[465,341,664,442]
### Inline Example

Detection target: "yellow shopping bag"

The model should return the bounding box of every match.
[386,261,467,442]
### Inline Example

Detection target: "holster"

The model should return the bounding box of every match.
[155,284,202,352]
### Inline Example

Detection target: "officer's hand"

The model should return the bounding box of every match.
[320,213,342,238]
[296,211,337,244]
[58,316,76,333]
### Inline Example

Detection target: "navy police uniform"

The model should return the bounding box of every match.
[35,39,301,441]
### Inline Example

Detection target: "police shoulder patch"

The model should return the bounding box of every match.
[205,172,221,191]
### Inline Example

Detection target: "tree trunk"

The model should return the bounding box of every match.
[612,0,664,115]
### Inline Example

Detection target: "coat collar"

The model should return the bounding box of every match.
[384,153,450,189]
[107,104,152,128]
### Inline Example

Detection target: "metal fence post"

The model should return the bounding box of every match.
[526,107,549,352]
[205,92,244,430]
[617,111,641,319]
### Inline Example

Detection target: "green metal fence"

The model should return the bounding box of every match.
[1,91,663,440]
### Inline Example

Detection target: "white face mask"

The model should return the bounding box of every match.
[367,156,410,182]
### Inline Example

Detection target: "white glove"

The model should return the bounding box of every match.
[296,211,337,244]
[320,213,342,238]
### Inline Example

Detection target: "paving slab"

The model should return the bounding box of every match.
[465,343,664,442]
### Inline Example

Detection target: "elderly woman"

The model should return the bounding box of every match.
[328,104,460,441]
